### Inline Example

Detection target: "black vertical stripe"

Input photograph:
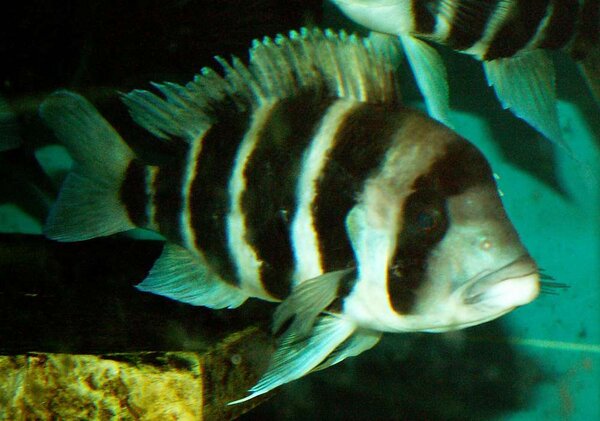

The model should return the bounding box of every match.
[539,0,579,51]
[241,94,335,299]
[446,0,501,51]
[189,109,252,286]
[119,159,149,227]
[328,268,358,313]
[569,0,599,60]
[388,138,493,314]
[412,0,439,34]
[152,145,188,244]
[312,104,409,274]
[484,0,551,60]
[389,182,449,314]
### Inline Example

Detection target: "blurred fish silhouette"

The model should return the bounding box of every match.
[40,28,540,403]
[0,95,21,151]
[330,0,599,151]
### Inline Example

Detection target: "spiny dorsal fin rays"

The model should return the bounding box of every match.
[122,88,207,141]
[121,28,401,142]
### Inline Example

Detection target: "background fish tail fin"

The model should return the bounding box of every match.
[483,51,569,152]
[399,35,452,127]
[40,90,136,241]
[578,45,600,105]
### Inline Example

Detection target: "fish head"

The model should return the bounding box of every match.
[343,123,540,333]
[410,175,541,332]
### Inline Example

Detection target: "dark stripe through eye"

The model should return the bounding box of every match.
[388,184,448,314]
[416,208,443,233]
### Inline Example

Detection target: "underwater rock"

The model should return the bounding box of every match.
[0,327,274,420]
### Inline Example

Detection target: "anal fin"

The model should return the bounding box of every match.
[136,243,247,309]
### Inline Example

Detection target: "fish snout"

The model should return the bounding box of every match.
[463,255,540,308]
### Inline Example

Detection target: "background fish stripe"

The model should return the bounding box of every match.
[388,171,448,314]
[312,104,408,273]
[569,0,599,59]
[538,0,579,50]
[120,159,150,227]
[484,0,551,60]
[412,0,439,34]
[189,111,252,286]
[152,147,189,244]
[445,0,501,51]
[241,94,335,299]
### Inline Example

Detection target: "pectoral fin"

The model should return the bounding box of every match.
[313,328,381,372]
[273,268,355,336]
[229,314,356,404]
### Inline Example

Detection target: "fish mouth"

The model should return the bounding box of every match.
[463,255,540,308]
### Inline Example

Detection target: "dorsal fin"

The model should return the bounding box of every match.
[121,28,402,142]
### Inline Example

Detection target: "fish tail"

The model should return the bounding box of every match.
[578,44,600,105]
[39,90,137,241]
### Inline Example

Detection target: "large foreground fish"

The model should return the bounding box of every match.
[330,0,599,150]
[40,28,540,403]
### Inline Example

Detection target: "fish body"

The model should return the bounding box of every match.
[40,28,540,402]
[331,0,599,149]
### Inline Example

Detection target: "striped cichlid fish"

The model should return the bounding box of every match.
[330,0,600,151]
[40,28,540,403]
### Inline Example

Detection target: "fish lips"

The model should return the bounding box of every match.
[463,255,540,308]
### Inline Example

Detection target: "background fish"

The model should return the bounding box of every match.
[0,94,22,151]
[330,0,599,151]
[40,28,540,403]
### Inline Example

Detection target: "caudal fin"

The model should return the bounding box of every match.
[39,91,136,241]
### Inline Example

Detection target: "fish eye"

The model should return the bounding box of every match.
[416,208,441,233]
